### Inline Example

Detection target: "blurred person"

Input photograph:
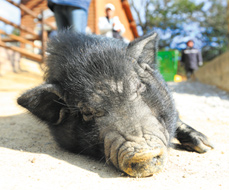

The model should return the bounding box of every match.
[98,3,125,40]
[47,0,91,33]
[181,40,203,79]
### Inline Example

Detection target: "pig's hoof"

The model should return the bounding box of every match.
[178,132,214,153]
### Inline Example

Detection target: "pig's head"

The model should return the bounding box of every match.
[18,32,177,177]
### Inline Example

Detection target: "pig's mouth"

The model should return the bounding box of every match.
[118,144,167,177]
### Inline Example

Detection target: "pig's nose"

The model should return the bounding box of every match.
[120,147,167,177]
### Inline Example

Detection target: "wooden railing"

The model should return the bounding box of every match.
[0,0,56,63]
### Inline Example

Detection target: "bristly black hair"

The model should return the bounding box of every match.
[45,31,132,102]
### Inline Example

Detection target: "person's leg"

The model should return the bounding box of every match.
[186,68,193,79]
[191,69,197,81]
[53,5,69,31]
[67,7,88,33]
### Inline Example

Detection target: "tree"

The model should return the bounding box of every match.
[200,0,227,60]
[130,0,227,61]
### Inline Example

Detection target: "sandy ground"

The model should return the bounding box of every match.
[0,72,229,190]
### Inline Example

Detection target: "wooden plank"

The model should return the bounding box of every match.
[0,16,39,38]
[1,36,40,43]
[6,0,56,30]
[0,29,41,49]
[0,41,42,63]
[6,0,38,18]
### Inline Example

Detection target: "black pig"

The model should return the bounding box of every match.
[18,31,213,177]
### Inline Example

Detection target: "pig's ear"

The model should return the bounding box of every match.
[126,32,159,66]
[17,84,68,125]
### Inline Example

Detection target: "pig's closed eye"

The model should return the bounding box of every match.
[82,109,105,121]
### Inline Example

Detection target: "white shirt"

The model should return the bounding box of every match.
[98,16,125,38]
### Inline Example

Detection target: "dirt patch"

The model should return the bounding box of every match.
[0,72,228,189]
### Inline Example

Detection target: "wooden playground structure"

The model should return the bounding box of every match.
[0,0,138,65]
[0,0,56,63]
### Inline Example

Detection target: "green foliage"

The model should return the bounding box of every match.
[200,0,227,60]
[12,28,20,36]
[130,0,227,61]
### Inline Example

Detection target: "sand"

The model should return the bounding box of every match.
[0,72,228,190]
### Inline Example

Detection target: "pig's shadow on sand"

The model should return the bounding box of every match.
[0,113,122,178]
[0,113,194,178]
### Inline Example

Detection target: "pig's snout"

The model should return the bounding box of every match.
[119,146,167,177]
[101,112,169,177]
[103,130,168,177]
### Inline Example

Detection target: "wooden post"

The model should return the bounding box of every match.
[227,0,229,49]
[94,0,99,34]
[41,10,47,63]
[122,0,139,38]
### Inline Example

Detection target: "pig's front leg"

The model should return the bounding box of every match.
[175,119,214,153]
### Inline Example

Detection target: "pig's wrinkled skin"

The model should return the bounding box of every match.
[18,31,213,177]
